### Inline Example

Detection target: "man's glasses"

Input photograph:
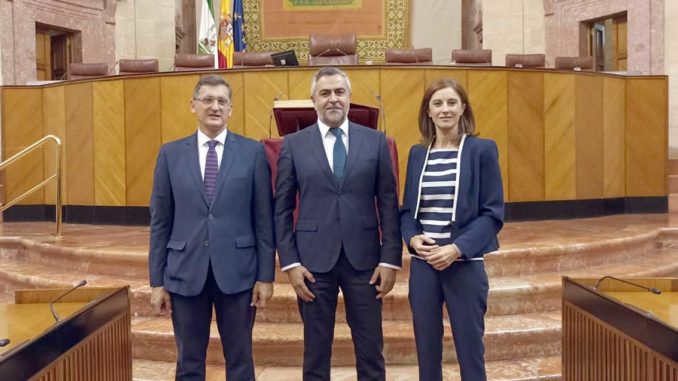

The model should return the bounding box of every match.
[194,97,231,107]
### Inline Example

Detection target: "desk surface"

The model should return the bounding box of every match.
[0,302,87,355]
[605,291,678,329]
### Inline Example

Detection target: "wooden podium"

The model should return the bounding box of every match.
[0,286,131,380]
[562,277,678,380]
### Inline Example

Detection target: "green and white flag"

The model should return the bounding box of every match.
[198,0,218,67]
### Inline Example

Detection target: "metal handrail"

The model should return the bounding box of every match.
[0,135,62,237]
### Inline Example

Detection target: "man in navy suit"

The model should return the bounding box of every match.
[275,67,402,381]
[149,75,275,381]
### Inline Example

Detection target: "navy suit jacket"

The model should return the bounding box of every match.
[149,131,275,296]
[400,135,504,259]
[275,122,402,273]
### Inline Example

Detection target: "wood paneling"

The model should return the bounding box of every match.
[124,78,161,206]
[42,86,66,204]
[2,88,44,204]
[93,81,126,206]
[222,72,245,136]
[243,71,288,139]
[65,83,94,205]
[575,75,604,199]
[602,77,626,197]
[288,68,316,100]
[424,68,467,90]
[468,70,509,199]
[508,72,544,201]
[626,78,667,196]
[160,74,200,143]
[544,73,576,200]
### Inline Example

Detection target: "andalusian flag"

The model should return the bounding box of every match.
[218,0,234,68]
[197,0,218,67]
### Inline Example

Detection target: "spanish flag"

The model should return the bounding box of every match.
[217,0,234,68]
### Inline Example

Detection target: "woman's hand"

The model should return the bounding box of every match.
[427,244,460,271]
[409,234,438,258]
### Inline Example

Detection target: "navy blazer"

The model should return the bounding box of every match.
[149,132,275,296]
[400,135,504,259]
[275,122,402,273]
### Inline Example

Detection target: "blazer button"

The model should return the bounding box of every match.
[204,240,209,247]
[208,214,214,219]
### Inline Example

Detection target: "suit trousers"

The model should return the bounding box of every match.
[298,251,385,381]
[408,258,489,381]
[170,264,256,381]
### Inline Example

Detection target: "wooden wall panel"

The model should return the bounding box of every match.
[343,68,381,128]
[93,81,126,206]
[381,69,426,199]
[424,68,467,89]
[243,71,287,139]
[42,86,66,204]
[626,78,668,196]
[602,77,626,197]
[287,68,315,100]
[124,78,161,206]
[222,72,245,136]
[544,73,576,200]
[64,83,94,205]
[508,72,545,201]
[575,75,604,199]
[160,74,200,143]
[468,71,509,199]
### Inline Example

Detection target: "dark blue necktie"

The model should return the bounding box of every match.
[204,140,219,202]
[330,127,347,182]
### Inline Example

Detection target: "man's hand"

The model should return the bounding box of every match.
[369,266,397,299]
[286,266,316,302]
[251,281,274,308]
[427,244,460,271]
[410,235,438,258]
[150,286,172,315]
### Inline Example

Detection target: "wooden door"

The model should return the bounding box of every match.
[615,18,627,71]
[35,30,51,80]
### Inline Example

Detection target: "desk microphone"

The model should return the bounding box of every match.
[49,280,87,322]
[593,276,661,294]
[0,338,9,347]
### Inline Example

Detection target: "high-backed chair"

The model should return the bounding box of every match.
[385,48,432,65]
[68,63,108,80]
[174,54,215,71]
[505,53,546,68]
[308,33,358,66]
[451,49,492,66]
[118,59,159,75]
[554,56,594,71]
[233,51,275,67]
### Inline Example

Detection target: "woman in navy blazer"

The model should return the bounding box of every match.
[400,78,504,380]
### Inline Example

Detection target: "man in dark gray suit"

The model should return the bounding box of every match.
[275,67,402,381]
[149,75,275,381]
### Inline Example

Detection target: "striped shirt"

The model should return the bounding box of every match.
[417,149,458,241]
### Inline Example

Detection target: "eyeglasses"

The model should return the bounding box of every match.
[194,97,231,107]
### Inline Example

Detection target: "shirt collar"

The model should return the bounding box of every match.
[197,128,228,147]
[317,118,349,138]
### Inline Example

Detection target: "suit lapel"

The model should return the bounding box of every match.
[341,123,363,189]
[185,133,209,207]
[305,125,337,187]
[210,132,236,208]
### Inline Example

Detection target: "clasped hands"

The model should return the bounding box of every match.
[409,234,459,270]
[286,265,397,302]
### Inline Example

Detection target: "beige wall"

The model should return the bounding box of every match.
[115,0,176,72]
[410,0,462,64]
[483,0,545,66]
[666,0,678,156]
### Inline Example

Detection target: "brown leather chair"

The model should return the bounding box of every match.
[554,56,594,71]
[451,49,492,66]
[308,33,358,66]
[174,54,215,71]
[505,53,546,68]
[385,48,432,65]
[118,59,159,75]
[68,63,108,80]
[233,51,275,67]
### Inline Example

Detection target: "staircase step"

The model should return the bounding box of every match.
[132,312,562,366]
[668,159,678,176]
[133,356,561,381]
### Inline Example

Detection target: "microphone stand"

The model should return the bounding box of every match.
[50,280,88,322]
[593,276,661,294]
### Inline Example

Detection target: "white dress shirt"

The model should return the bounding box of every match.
[197,128,227,180]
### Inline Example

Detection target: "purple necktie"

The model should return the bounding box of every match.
[204,140,219,202]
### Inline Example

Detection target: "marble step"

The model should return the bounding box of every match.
[0,224,659,283]
[133,356,562,381]
[131,311,562,367]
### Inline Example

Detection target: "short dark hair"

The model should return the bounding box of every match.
[310,66,351,96]
[192,75,232,100]
[418,78,476,146]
